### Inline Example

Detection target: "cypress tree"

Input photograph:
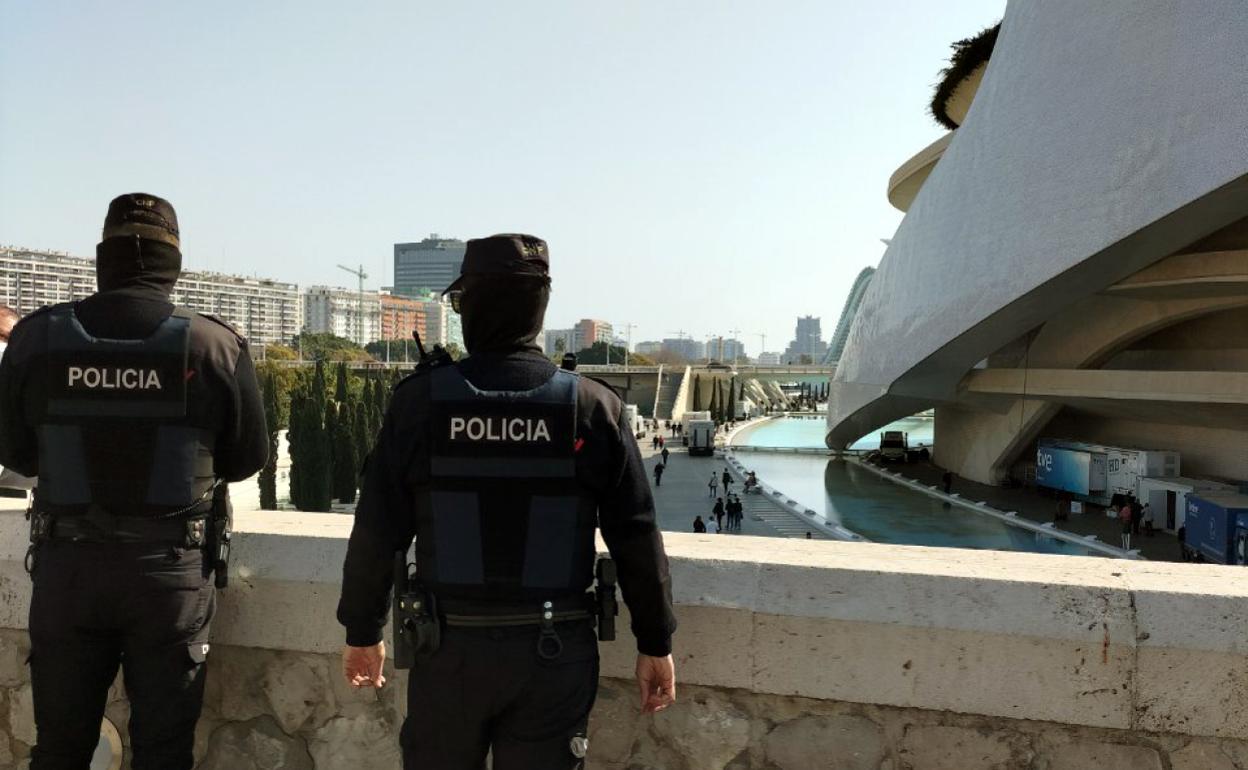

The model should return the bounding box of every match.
[334,362,350,403]
[333,402,357,504]
[692,374,702,411]
[727,376,737,421]
[304,396,334,511]
[287,392,306,510]
[289,378,333,512]
[259,371,280,510]
[710,378,721,422]
[352,396,371,472]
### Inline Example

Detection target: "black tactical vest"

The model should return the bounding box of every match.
[413,366,597,602]
[36,304,215,517]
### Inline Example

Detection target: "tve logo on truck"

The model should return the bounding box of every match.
[1182,493,1248,565]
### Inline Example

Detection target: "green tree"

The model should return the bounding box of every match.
[353,397,371,472]
[692,374,702,411]
[334,362,350,403]
[710,377,721,422]
[295,332,372,362]
[727,376,737,421]
[258,371,281,510]
[573,341,629,365]
[332,402,358,504]
[289,367,334,512]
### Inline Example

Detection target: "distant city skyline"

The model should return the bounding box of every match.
[0,0,1005,357]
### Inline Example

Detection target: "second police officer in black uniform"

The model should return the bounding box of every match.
[0,194,269,770]
[338,234,678,769]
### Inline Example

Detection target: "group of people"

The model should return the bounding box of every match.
[1118,496,1154,550]
[695,494,744,533]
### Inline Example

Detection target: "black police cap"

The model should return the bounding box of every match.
[443,234,549,294]
[102,193,180,250]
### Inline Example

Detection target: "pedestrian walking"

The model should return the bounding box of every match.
[713,498,725,532]
[722,468,732,493]
[1119,502,1133,550]
[708,473,719,498]
[0,193,269,769]
[338,234,677,769]
[661,447,670,466]
[653,461,665,487]
[1130,497,1143,535]
[1143,503,1155,536]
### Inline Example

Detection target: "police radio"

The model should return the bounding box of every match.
[412,330,452,371]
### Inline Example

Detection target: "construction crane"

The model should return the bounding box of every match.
[337,264,368,347]
[619,323,637,367]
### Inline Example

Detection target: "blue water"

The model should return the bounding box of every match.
[733,415,934,451]
[733,418,1100,557]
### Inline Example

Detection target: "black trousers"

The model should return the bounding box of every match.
[27,540,216,770]
[403,619,599,770]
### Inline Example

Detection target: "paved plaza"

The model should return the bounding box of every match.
[897,459,1182,562]
[638,433,827,539]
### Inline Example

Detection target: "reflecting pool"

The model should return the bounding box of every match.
[732,417,1102,556]
[732,415,934,450]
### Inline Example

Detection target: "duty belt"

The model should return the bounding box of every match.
[33,504,211,548]
[438,594,596,628]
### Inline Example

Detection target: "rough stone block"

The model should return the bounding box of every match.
[649,691,751,769]
[1169,741,1237,770]
[199,716,313,770]
[587,681,642,763]
[308,714,402,770]
[261,652,335,734]
[764,714,885,770]
[899,724,1031,769]
[7,684,34,747]
[0,631,28,687]
[1042,739,1163,770]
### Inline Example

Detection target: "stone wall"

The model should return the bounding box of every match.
[5,505,1248,768]
[6,628,1248,770]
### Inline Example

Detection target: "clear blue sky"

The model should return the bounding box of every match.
[0,0,1002,356]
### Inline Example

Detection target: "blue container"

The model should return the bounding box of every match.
[1184,493,1248,565]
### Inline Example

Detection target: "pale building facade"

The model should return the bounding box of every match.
[0,247,301,344]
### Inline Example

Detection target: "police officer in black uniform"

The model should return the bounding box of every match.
[338,234,677,769]
[0,193,269,769]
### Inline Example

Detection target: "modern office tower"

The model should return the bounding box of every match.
[379,292,427,342]
[393,236,467,296]
[661,338,706,361]
[0,247,301,345]
[757,351,782,365]
[635,341,664,356]
[783,316,828,363]
[707,337,746,363]
[544,329,577,356]
[573,319,613,352]
[303,286,381,345]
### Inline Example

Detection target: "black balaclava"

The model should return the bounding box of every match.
[95,236,182,296]
[459,274,549,354]
[96,193,182,296]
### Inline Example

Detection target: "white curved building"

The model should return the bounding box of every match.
[828,1,1248,486]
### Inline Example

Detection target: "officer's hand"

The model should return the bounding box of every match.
[343,642,387,689]
[636,654,676,714]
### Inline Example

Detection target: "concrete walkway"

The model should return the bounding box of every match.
[892,459,1182,561]
[639,431,824,539]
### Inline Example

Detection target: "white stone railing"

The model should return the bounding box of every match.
[3,502,1248,768]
